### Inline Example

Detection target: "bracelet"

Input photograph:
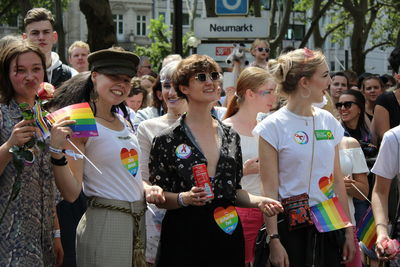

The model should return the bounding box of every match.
[49,146,66,155]
[177,193,188,207]
[49,146,83,160]
[376,223,388,229]
[50,156,68,166]
[53,229,61,238]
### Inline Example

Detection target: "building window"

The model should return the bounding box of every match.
[137,15,146,36]
[330,61,335,72]
[113,14,124,41]
[262,0,271,10]
[170,13,190,26]
[285,25,305,40]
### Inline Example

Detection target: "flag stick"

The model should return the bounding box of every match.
[67,138,102,174]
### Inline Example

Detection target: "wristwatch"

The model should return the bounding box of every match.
[266,234,280,244]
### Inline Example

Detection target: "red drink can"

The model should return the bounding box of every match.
[192,164,214,200]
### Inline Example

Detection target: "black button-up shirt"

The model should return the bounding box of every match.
[149,114,243,204]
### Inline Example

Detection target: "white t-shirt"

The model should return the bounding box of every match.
[253,106,344,206]
[372,125,400,180]
[239,134,262,196]
[136,114,178,182]
[83,114,144,202]
[339,147,369,224]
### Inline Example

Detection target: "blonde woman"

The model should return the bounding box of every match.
[254,48,355,266]
[223,67,277,266]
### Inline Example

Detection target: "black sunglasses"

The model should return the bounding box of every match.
[335,101,357,109]
[257,47,270,53]
[194,72,220,82]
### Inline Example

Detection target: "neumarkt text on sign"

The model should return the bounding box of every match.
[210,23,254,32]
[194,18,267,39]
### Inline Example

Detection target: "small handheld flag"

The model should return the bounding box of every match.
[310,196,352,232]
[357,206,377,249]
[33,102,50,139]
[46,103,98,138]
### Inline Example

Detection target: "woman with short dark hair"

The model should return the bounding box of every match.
[149,54,282,266]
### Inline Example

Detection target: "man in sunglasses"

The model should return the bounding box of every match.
[250,39,270,69]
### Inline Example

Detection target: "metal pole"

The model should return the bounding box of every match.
[173,0,183,55]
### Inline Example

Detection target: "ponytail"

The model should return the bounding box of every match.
[223,95,240,119]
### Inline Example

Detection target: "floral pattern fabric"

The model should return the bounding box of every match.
[149,114,243,203]
[0,100,56,266]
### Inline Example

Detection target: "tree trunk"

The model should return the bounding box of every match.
[300,0,334,49]
[55,0,66,63]
[350,15,366,74]
[269,0,293,56]
[252,0,261,17]
[79,0,117,52]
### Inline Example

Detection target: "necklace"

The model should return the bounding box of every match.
[95,114,116,123]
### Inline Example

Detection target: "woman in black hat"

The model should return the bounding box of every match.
[49,47,165,266]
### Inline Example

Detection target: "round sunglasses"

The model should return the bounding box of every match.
[257,47,270,53]
[194,72,221,82]
[335,101,357,109]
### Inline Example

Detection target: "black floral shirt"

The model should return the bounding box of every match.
[149,114,243,204]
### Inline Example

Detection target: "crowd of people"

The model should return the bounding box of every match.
[1,6,400,267]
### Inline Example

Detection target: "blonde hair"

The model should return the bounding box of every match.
[251,39,269,56]
[68,41,90,56]
[224,67,275,118]
[267,48,326,96]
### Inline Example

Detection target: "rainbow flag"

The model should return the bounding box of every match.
[46,103,98,138]
[357,206,377,249]
[310,196,352,232]
[33,102,50,139]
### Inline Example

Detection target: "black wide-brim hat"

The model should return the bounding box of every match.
[88,49,140,78]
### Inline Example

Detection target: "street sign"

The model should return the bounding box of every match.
[215,0,249,15]
[194,18,267,39]
[197,43,251,62]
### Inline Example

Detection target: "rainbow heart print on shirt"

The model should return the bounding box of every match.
[318,174,334,198]
[120,148,139,177]
[213,206,238,235]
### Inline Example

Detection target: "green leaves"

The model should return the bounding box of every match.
[134,15,193,72]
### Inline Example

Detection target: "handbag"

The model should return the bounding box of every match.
[281,193,314,231]
[253,225,269,267]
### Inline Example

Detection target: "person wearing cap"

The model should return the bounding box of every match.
[48,47,165,266]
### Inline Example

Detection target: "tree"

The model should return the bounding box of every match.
[79,0,117,52]
[134,15,193,72]
[329,0,398,74]
[55,0,66,62]
[295,0,335,48]
[268,0,293,56]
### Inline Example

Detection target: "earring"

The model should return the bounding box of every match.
[300,87,311,98]
[90,88,98,102]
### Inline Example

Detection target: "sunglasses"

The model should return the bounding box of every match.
[335,101,357,109]
[257,47,270,53]
[194,72,221,82]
